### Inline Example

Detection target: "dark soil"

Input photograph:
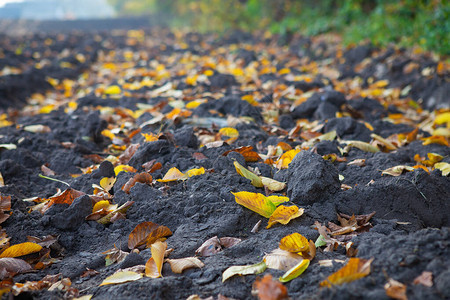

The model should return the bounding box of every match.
[0,20,449,300]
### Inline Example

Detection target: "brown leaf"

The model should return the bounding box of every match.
[252,274,289,300]
[218,237,242,248]
[223,146,261,162]
[195,236,241,257]
[81,268,100,278]
[102,245,128,266]
[413,271,433,287]
[384,278,408,300]
[0,258,32,280]
[192,152,208,160]
[40,165,55,176]
[128,222,172,250]
[122,173,153,194]
[166,257,204,273]
[119,143,140,164]
[26,235,58,248]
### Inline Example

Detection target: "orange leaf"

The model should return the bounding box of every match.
[157,167,187,182]
[267,205,304,229]
[145,241,167,278]
[128,222,172,250]
[252,274,288,300]
[279,233,309,252]
[122,173,153,194]
[39,189,85,214]
[421,135,448,146]
[320,258,373,287]
[0,242,42,258]
[232,192,276,218]
[223,146,261,162]
[384,278,407,300]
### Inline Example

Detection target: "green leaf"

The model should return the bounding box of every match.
[315,235,327,247]
[279,259,310,282]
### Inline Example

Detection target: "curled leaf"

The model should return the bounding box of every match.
[145,241,167,278]
[0,258,32,280]
[260,177,286,191]
[128,222,172,250]
[267,206,304,229]
[157,167,188,182]
[233,161,263,187]
[222,261,266,282]
[279,259,310,282]
[276,149,301,169]
[166,257,204,274]
[381,165,414,176]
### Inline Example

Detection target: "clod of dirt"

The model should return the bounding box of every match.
[286,151,340,204]
[49,195,93,231]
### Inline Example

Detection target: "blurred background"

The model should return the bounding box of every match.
[0,0,448,54]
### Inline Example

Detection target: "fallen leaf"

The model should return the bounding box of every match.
[157,167,188,182]
[279,233,309,252]
[119,144,140,164]
[279,259,310,282]
[421,135,448,146]
[0,144,16,150]
[252,274,288,300]
[413,271,433,287]
[0,258,32,280]
[265,195,289,206]
[218,237,242,248]
[320,257,373,287]
[434,162,450,176]
[195,236,241,257]
[23,125,51,133]
[347,159,366,167]
[218,127,239,143]
[145,241,167,278]
[40,165,55,176]
[166,257,204,274]
[276,149,300,169]
[232,191,276,218]
[384,278,407,300]
[186,167,205,177]
[222,261,267,282]
[97,201,134,225]
[102,245,128,266]
[100,177,116,192]
[260,177,286,192]
[382,165,414,176]
[128,221,172,250]
[264,249,303,271]
[342,140,379,153]
[122,173,153,193]
[99,271,142,286]
[104,85,122,95]
[267,206,304,229]
[36,188,85,214]
[114,164,137,176]
[233,161,263,187]
[0,242,43,258]
[223,146,261,162]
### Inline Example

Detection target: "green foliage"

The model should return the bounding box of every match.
[110,0,449,55]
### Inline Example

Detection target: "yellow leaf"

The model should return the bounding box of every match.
[343,141,380,153]
[104,85,122,95]
[92,200,116,213]
[278,68,291,75]
[279,233,309,252]
[222,261,267,282]
[232,191,276,218]
[186,75,198,86]
[276,149,300,169]
[381,165,414,176]
[370,133,397,151]
[265,195,290,206]
[97,201,134,225]
[432,127,450,137]
[186,99,207,109]
[320,258,373,287]
[166,257,204,274]
[267,206,304,229]
[421,135,449,146]
[233,161,263,187]
[279,259,310,282]
[145,241,167,278]
[114,165,137,176]
[260,177,286,191]
[142,133,159,142]
[100,177,116,192]
[157,167,188,182]
[435,112,450,125]
[99,271,143,286]
[101,129,115,140]
[434,162,450,176]
[263,249,303,271]
[39,104,55,114]
[186,167,205,177]
[0,242,42,258]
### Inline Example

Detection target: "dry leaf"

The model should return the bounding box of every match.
[276,149,300,169]
[279,259,309,283]
[195,236,241,257]
[434,162,450,176]
[102,245,128,266]
[128,221,172,250]
[223,146,261,162]
[320,258,373,287]
[100,177,116,192]
[186,167,205,177]
[384,278,407,300]
[233,161,263,187]
[267,206,304,229]
[122,173,153,193]
[263,249,303,271]
[145,241,167,278]
[342,140,379,153]
[382,165,414,176]
[40,165,55,176]
[99,271,142,286]
[0,258,32,280]
[97,201,134,225]
[0,242,43,258]
[347,159,366,167]
[222,261,266,282]
[232,191,276,218]
[218,237,242,248]
[252,274,288,300]
[166,257,204,273]
[23,124,51,133]
[260,177,286,192]
[413,271,433,287]
[35,188,85,214]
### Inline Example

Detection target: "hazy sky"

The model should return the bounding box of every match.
[0,0,24,7]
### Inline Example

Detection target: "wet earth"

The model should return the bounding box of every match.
[0,22,449,300]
